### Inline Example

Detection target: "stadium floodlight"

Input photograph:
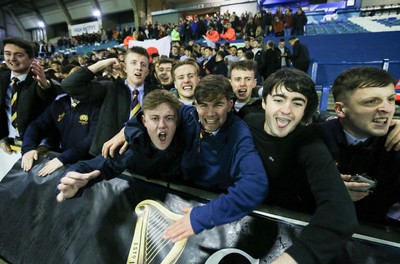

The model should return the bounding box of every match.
[93,9,101,18]
[38,21,45,28]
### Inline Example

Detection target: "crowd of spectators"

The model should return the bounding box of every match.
[39,7,308,54]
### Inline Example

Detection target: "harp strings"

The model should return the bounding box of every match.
[146,206,172,263]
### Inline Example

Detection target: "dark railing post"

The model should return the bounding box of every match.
[320,86,330,111]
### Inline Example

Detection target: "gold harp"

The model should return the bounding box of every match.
[126,200,188,264]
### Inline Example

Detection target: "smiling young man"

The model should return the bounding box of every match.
[0,38,58,179]
[56,89,183,201]
[244,68,357,264]
[153,57,174,90]
[0,38,58,153]
[170,59,201,106]
[313,66,400,226]
[61,46,160,156]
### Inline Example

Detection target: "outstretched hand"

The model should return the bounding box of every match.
[163,207,194,242]
[56,170,101,202]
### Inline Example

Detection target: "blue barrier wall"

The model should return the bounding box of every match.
[293,31,400,85]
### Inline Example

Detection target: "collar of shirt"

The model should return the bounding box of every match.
[199,122,220,136]
[10,73,28,83]
[70,97,80,106]
[343,129,368,146]
[179,98,194,106]
[234,101,246,112]
[210,129,219,136]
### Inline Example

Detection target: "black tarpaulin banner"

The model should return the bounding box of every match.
[0,158,399,264]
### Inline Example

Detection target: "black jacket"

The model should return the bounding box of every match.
[61,67,159,155]
[313,119,400,225]
[290,40,310,72]
[0,70,58,139]
[22,95,99,164]
[245,113,357,264]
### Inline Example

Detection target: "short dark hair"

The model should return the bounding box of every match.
[184,46,193,53]
[3,37,35,58]
[151,52,160,59]
[266,40,275,49]
[216,50,225,59]
[262,68,318,123]
[158,57,174,66]
[126,46,150,62]
[332,66,396,102]
[230,60,256,75]
[244,50,254,60]
[195,75,233,103]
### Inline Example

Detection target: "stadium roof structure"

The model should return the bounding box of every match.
[0,0,200,30]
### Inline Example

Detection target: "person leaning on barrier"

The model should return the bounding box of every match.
[20,94,99,177]
[56,89,184,201]
[103,75,268,242]
[244,68,357,264]
[313,66,400,227]
[0,37,59,154]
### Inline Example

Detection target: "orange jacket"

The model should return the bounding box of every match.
[206,30,220,42]
[123,36,133,48]
[220,28,236,41]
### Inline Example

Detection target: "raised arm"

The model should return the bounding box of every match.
[61,58,119,103]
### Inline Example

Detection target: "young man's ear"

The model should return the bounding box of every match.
[141,114,147,127]
[121,62,127,73]
[334,102,346,117]
[261,97,266,110]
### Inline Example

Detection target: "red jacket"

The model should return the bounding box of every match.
[220,28,236,41]
[206,30,220,42]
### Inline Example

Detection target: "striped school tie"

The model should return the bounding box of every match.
[200,128,212,139]
[11,77,19,129]
[71,99,78,108]
[130,89,140,117]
